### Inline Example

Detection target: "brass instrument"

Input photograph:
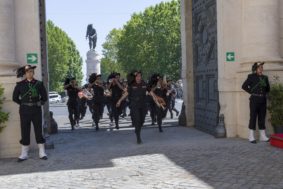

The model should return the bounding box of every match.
[81,88,93,100]
[116,89,128,107]
[150,91,166,110]
[104,89,112,97]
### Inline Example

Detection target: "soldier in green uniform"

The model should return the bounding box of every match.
[242,62,270,143]
[13,65,48,162]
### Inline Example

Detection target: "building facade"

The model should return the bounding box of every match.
[181,0,283,138]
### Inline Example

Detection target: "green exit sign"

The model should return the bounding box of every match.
[226,52,235,62]
[26,53,38,64]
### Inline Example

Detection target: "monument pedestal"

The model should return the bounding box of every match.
[86,50,101,79]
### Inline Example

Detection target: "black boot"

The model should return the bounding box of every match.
[136,131,142,144]
[95,122,99,131]
[158,125,163,132]
[115,121,119,130]
[71,121,75,130]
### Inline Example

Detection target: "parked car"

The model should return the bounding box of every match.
[49,93,61,103]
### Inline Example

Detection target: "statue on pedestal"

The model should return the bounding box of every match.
[86,24,97,50]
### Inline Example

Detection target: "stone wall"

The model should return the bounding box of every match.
[181,0,283,138]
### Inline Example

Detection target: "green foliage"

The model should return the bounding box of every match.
[0,85,9,133]
[102,0,181,80]
[268,79,283,127]
[101,29,126,80]
[47,20,83,92]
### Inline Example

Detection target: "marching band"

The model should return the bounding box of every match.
[63,71,180,144]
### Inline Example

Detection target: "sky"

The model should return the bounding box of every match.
[46,0,172,81]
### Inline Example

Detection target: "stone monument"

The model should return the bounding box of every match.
[85,24,101,80]
[86,50,101,78]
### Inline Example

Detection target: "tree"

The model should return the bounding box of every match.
[101,29,126,81]
[0,84,9,133]
[47,20,83,92]
[116,0,181,80]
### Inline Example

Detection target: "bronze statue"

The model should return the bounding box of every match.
[86,24,97,50]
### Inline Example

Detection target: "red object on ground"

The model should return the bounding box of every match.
[270,134,283,148]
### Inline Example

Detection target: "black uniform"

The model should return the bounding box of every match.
[110,83,123,129]
[128,81,148,143]
[92,84,104,130]
[13,79,47,145]
[79,97,87,120]
[167,87,179,118]
[148,95,157,125]
[65,85,80,130]
[152,87,168,132]
[242,73,270,130]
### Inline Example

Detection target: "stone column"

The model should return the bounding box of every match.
[240,0,283,71]
[180,0,194,127]
[0,0,18,76]
[86,50,101,79]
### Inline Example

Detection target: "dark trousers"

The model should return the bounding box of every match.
[19,106,45,145]
[168,99,178,118]
[68,101,79,129]
[111,101,122,128]
[149,101,157,124]
[249,99,267,130]
[106,103,113,122]
[156,106,167,130]
[87,100,94,113]
[131,106,147,141]
[92,103,103,127]
[80,106,87,118]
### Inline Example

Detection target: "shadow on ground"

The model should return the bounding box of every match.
[0,115,282,188]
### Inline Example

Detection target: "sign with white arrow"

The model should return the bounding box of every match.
[26,53,38,64]
[226,52,235,62]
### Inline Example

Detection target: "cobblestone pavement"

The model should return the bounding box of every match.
[0,113,282,189]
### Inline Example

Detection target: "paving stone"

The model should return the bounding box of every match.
[0,113,282,189]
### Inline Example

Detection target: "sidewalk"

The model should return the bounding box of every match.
[0,114,282,189]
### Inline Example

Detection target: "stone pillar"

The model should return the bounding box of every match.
[0,0,18,76]
[240,0,283,71]
[180,0,194,127]
[86,50,101,79]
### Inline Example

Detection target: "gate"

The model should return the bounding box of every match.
[192,0,219,134]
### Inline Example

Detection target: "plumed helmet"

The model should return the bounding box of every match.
[148,73,162,87]
[252,62,264,72]
[16,65,36,78]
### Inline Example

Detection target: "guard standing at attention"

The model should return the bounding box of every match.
[13,65,48,162]
[242,62,270,143]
